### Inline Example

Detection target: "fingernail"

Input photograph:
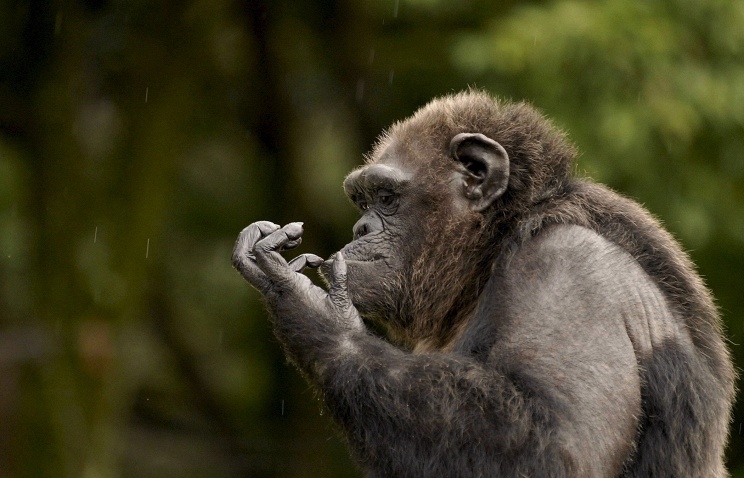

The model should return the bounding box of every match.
[333,252,346,272]
[307,256,324,267]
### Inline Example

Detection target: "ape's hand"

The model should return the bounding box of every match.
[232,221,363,334]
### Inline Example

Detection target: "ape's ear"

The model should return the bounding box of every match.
[449,133,510,212]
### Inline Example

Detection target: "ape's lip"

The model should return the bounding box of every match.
[327,254,385,264]
[319,256,385,285]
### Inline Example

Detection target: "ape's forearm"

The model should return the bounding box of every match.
[268,298,363,382]
[317,333,571,476]
[270,311,539,454]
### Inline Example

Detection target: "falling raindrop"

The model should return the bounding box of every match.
[369,49,376,65]
[145,87,149,103]
[94,226,98,243]
[393,0,400,18]
[356,79,365,103]
[281,399,285,416]
[388,70,395,85]
[145,238,150,259]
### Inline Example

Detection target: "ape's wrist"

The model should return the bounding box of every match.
[272,318,372,381]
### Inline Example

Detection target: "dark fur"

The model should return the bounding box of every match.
[241,91,735,477]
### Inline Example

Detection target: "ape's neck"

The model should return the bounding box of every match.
[396,215,498,350]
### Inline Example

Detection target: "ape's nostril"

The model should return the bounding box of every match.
[354,223,369,239]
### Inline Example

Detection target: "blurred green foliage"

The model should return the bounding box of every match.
[0,0,742,476]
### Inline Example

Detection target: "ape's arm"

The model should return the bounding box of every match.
[234,222,648,477]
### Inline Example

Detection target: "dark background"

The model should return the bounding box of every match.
[1,0,743,476]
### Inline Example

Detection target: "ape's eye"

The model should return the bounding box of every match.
[376,190,399,214]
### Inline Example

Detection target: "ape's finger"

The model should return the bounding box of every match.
[254,222,304,284]
[305,254,325,268]
[232,222,280,293]
[288,254,325,273]
[255,222,304,254]
[233,222,279,262]
[328,252,352,309]
[243,221,281,251]
[256,221,281,235]
[233,221,280,262]
[282,238,302,251]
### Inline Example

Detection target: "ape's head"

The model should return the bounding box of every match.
[320,91,576,346]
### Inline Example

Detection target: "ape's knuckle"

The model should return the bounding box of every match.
[329,297,346,310]
[255,239,276,254]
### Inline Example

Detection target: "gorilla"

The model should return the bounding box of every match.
[232,91,734,477]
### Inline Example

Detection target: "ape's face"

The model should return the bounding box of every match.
[319,133,510,323]
[319,146,424,319]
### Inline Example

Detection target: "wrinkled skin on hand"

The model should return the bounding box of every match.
[231,221,363,377]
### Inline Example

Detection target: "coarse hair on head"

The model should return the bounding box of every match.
[370,89,578,212]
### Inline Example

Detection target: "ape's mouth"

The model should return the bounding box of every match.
[319,254,386,281]
[340,256,386,265]
[344,255,385,263]
[330,249,386,264]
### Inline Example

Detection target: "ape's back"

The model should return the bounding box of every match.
[529,179,734,476]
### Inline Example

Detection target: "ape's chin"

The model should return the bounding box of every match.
[320,256,398,321]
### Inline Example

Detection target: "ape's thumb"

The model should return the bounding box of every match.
[329,252,351,309]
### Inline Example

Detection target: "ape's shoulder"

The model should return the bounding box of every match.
[525,179,718,333]
[509,223,640,283]
[508,224,687,355]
